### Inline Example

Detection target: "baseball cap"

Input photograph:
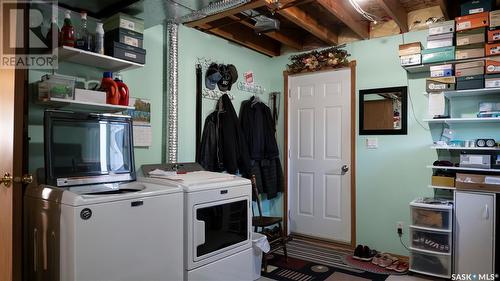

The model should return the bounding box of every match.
[217,64,232,92]
[227,64,238,91]
[205,63,222,90]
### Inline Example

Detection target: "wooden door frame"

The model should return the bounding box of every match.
[0,1,29,279]
[283,61,357,249]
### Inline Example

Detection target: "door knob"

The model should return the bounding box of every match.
[341,165,349,175]
[2,173,13,188]
[14,174,33,185]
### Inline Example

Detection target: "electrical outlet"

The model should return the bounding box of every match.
[397,221,404,235]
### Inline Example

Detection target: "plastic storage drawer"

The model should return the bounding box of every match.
[410,226,452,254]
[410,204,452,230]
[410,250,452,278]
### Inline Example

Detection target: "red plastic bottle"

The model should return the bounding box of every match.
[114,75,130,106]
[61,10,75,47]
[101,72,119,105]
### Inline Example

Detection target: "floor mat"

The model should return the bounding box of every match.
[273,239,355,271]
[262,254,388,281]
[343,255,407,275]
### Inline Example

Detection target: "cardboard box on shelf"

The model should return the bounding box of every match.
[460,0,494,16]
[456,27,486,45]
[487,28,500,42]
[456,74,485,90]
[485,56,500,73]
[426,76,456,92]
[430,64,453,77]
[432,176,455,187]
[456,60,485,76]
[491,10,500,28]
[427,33,454,49]
[486,42,500,55]
[485,73,500,87]
[456,12,489,31]
[399,42,422,56]
[455,44,486,59]
[429,20,455,35]
[74,88,107,104]
[456,173,500,191]
[422,46,456,63]
[400,54,421,66]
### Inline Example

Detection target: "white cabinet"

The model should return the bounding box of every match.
[455,191,495,275]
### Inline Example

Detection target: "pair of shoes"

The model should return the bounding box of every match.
[372,253,397,268]
[353,245,377,261]
[386,260,409,273]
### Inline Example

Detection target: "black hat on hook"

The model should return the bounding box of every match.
[217,64,232,92]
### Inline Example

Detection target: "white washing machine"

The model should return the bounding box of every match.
[139,170,254,281]
[24,111,184,281]
[25,181,184,281]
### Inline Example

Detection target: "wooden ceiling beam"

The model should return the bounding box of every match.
[198,22,281,57]
[436,0,449,19]
[278,6,338,45]
[316,0,369,39]
[228,15,303,50]
[375,0,409,33]
[185,0,269,28]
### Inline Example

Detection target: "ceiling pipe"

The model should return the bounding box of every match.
[165,0,253,163]
[174,0,252,24]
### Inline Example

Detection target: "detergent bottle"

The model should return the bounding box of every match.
[101,72,119,105]
[114,75,130,106]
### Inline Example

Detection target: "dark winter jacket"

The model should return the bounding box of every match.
[240,97,283,199]
[199,94,251,178]
[239,97,279,160]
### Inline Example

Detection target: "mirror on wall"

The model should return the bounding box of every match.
[359,86,408,135]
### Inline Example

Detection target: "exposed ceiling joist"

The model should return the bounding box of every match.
[185,0,269,28]
[316,0,369,39]
[228,15,303,50]
[375,0,409,33]
[278,6,338,45]
[436,0,449,19]
[199,22,281,57]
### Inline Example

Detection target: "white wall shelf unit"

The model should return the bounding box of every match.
[37,97,134,113]
[403,57,484,73]
[424,117,500,123]
[441,88,500,98]
[431,146,500,151]
[428,185,456,190]
[58,46,144,72]
[427,166,500,173]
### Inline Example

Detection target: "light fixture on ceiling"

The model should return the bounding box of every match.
[348,0,381,24]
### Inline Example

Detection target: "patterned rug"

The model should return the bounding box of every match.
[261,254,388,281]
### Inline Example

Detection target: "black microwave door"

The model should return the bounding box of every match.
[196,199,248,258]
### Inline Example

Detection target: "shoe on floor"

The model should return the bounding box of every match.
[353,245,364,260]
[395,261,409,273]
[371,253,383,265]
[378,254,398,268]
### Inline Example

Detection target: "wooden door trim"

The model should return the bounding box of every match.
[283,61,357,249]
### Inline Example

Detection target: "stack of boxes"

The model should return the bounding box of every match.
[402,0,500,91]
[104,13,146,64]
[486,10,500,87]
[399,42,422,66]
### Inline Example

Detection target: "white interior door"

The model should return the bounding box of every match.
[288,68,352,243]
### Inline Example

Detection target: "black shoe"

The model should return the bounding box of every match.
[353,244,363,259]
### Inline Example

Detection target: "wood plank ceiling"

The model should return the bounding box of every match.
[184,0,451,57]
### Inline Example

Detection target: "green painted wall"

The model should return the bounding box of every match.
[122,24,165,168]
